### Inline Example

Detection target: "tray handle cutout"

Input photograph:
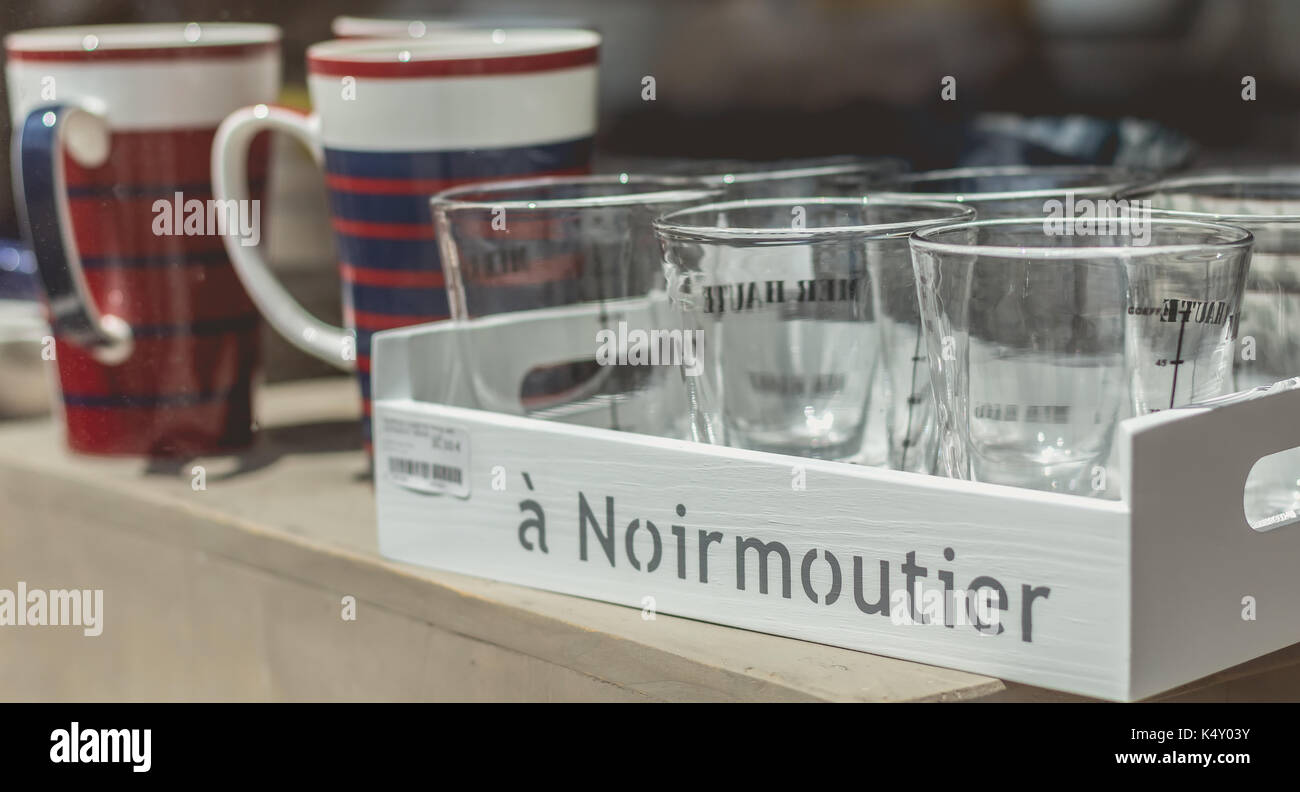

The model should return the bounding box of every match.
[1192,378,1300,532]
[1244,446,1300,532]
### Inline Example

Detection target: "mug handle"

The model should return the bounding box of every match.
[13,103,133,365]
[211,104,356,370]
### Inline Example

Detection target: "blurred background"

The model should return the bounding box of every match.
[3,0,1298,382]
[6,0,1300,184]
[7,0,1300,236]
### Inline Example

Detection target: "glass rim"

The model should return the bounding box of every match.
[652,197,976,243]
[872,164,1149,203]
[909,216,1255,259]
[701,155,907,186]
[1118,173,1300,224]
[430,173,720,212]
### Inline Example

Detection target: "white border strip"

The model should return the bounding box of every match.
[6,53,280,129]
[308,66,597,151]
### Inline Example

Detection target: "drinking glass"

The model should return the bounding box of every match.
[1122,173,1300,525]
[655,197,973,464]
[613,155,907,462]
[911,217,1253,495]
[880,164,1152,474]
[432,174,718,435]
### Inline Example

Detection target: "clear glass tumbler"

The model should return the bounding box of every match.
[655,197,973,465]
[1122,173,1300,525]
[910,217,1253,495]
[432,174,719,435]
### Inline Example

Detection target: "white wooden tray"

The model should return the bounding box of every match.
[370,302,1300,701]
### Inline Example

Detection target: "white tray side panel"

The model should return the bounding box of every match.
[374,400,1133,700]
[1127,388,1300,700]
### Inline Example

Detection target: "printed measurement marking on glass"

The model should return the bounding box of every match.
[899,326,926,468]
[1131,296,1233,410]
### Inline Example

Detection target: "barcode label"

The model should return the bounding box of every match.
[378,416,471,497]
[388,457,463,485]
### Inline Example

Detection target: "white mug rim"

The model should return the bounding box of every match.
[307,28,600,64]
[331,15,593,38]
[5,22,280,53]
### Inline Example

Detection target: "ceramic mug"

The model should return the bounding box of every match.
[6,22,280,455]
[212,29,600,448]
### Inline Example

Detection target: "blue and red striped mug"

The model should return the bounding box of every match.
[6,23,280,456]
[212,29,600,448]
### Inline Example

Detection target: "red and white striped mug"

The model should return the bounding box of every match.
[212,30,600,451]
[5,23,280,456]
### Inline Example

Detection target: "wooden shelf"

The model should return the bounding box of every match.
[1,378,1297,701]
